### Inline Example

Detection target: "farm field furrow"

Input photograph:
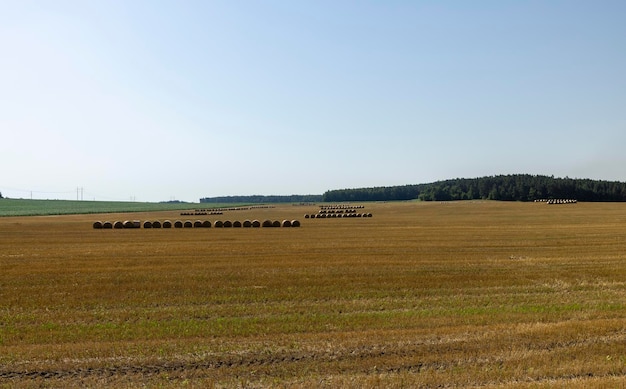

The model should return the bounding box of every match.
[1,201,625,388]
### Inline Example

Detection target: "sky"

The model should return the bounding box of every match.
[1,1,625,202]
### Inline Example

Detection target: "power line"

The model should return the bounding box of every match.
[1,186,126,201]
[0,186,75,200]
[0,186,75,195]
[1,186,151,202]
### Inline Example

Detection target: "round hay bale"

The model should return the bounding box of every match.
[366,213,373,217]
[202,220,211,228]
[162,220,172,228]
[214,220,224,228]
[223,220,232,227]
[183,220,193,228]
[252,220,261,228]
[193,220,203,228]
[114,221,124,229]
[152,220,162,228]
[262,220,273,227]
[123,220,134,228]
[243,219,252,227]
[291,220,300,227]
[93,221,103,229]
[174,220,183,228]
[233,220,242,228]
[281,219,292,227]
[304,214,310,219]
[272,220,281,227]
[143,221,153,229]
[102,221,113,229]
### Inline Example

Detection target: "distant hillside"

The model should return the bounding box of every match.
[322,175,626,202]
[199,194,323,204]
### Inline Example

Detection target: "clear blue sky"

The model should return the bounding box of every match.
[2,1,625,202]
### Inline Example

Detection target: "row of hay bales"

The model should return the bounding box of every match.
[180,206,274,216]
[546,199,578,204]
[194,206,274,212]
[320,204,365,210]
[318,209,361,214]
[180,211,223,216]
[93,219,300,229]
[92,220,141,229]
[534,199,578,204]
[305,213,372,219]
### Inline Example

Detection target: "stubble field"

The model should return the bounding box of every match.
[1,201,625,388]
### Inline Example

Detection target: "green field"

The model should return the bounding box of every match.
[0,199,237,217]
[1,201,625,388]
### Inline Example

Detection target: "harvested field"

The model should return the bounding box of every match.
[1,201,626,388]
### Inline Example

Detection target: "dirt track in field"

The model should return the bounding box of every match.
[3,332,626,386]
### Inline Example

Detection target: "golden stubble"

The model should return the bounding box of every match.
[1,201,625,387]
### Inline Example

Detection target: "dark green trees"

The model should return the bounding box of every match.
[322,175,626,202]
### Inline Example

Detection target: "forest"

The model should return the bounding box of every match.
[199,194,323,204]
[197,175,626,203]
[322,175,626,202]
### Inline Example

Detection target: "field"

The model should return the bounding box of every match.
[1,201,625,388]
[0,199,222,217]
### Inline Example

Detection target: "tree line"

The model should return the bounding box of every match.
[199,194,323,204]
[322,175,626,202]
